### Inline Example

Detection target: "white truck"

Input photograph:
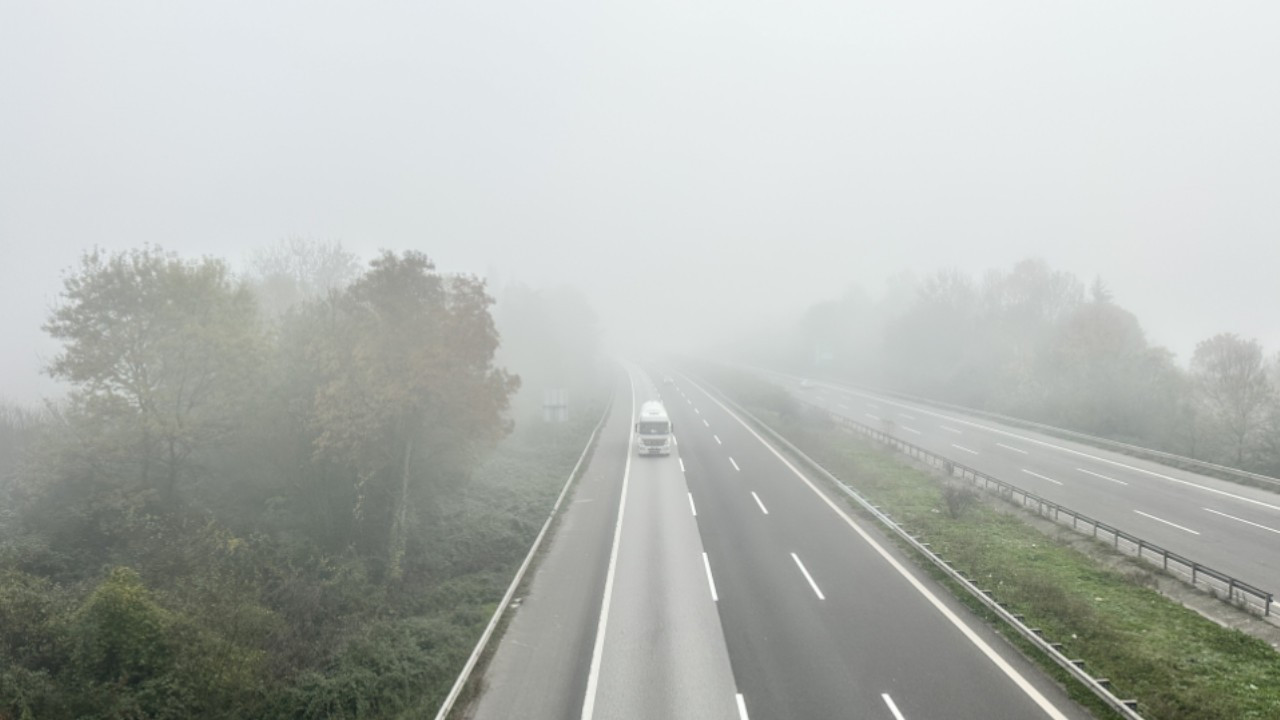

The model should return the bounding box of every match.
[635,400,673,456]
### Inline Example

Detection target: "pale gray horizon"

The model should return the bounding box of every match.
[3,1,1279,405]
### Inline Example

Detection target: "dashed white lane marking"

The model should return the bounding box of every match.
[679,457,685,473]
[1134,510,1200,535]
[791,553,825,600]
[1077,468,1128,486]
[951,444,979,455]
[736,693,749,720]
[996,442,1028,455]
[1022,469,1063,486]
[672,436,678,447]
[688,492,697,517]
[1203,507,1280,535]
[838,403,851,410]
[899,412,917,421]
[715,434,722,445]
[882,693,906,720]
[941,425,962,434]
[902,426,922,435]
[695,407,701,414]
[703,419,710,427]
[751,491,769,515]
[730,457,740,472]
[688,375,1072,720]
[703,552,719,601]
[866,413,881,421]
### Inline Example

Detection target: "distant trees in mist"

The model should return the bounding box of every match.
[764,258,1280,476]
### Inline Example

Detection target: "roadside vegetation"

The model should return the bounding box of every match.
[740,259,1280,478]
[703,365,1280,720]
[0,241,605,719]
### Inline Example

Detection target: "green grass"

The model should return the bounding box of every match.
[713,369,1280,720]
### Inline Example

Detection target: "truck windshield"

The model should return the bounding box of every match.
[638,421,670,435]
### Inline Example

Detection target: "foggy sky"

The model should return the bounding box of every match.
[3,1,1279,404]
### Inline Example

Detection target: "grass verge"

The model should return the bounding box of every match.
[702,365,1280,720]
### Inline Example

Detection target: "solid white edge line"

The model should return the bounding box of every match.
[811,376,1280,512]
[736,693,749,720]
[1203,507,1280,535]
[688,492,697,517]
[950,443,979,455]
[790,553,825,600]
[752,491,769,515]
[882,693,906,720]
[1134,509,1201,535]
[1021,468,1063,486]
[997,443,1029,455]
[730,457,740,472]
[703,551,719,602]
[686,376,1070,720]
[580,372,637,720]
[1077,467,1128,486]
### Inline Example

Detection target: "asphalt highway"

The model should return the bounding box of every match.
[753,367,1280,600]
[468,365,1092,719]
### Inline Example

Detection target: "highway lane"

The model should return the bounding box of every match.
[470,367,740,720]
[755,367,1280,597]
[660,373,1091,720]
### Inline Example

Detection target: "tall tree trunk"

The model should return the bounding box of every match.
[388,432,415,581]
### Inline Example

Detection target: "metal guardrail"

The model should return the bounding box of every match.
[827,412,1275,618]
[703,388,1147,720]
[798,371,1280,491]
[434,398,614,720]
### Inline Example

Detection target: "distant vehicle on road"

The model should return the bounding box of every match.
[635,401,673,456]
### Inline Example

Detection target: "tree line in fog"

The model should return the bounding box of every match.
[757,259,1280,476]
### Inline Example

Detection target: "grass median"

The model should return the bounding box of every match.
[701,365,1280,720]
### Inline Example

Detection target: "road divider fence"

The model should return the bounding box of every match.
[703,386,1148,720]
[827,412,1274,618]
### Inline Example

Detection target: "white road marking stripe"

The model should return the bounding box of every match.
[752,491,769,515]
[867,402,881,410]
[866,413,881,421]
[679,457,685,472]
[1203,507,1280,535]
[807,380,1280,513]
[951,444,979,455]
[581,373,637,720]
[703,419,710,427]
[838,403,851,410]
[715,434,722,445]
[695,407,701,414]
[1022,469,1063,485]
[730,457,740,472]
[899,413,916,420]
[672,435,678,447]
[791,553,825,600]
[1077,468,1128,486]
[902,426,922,435]
[882,693,906,720]
[1134,510,1200,535]
[736,693,749,720]
[941,425,962,434]
[996,443,1028,455]
[685,376,1071,720]
[688,492,697,517]
[703,552,719,602]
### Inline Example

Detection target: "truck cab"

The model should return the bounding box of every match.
[635,401,673,456]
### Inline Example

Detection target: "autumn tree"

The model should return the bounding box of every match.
[308,251,518,579]
[43,246,263,508]
[1191,333,1274,466]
